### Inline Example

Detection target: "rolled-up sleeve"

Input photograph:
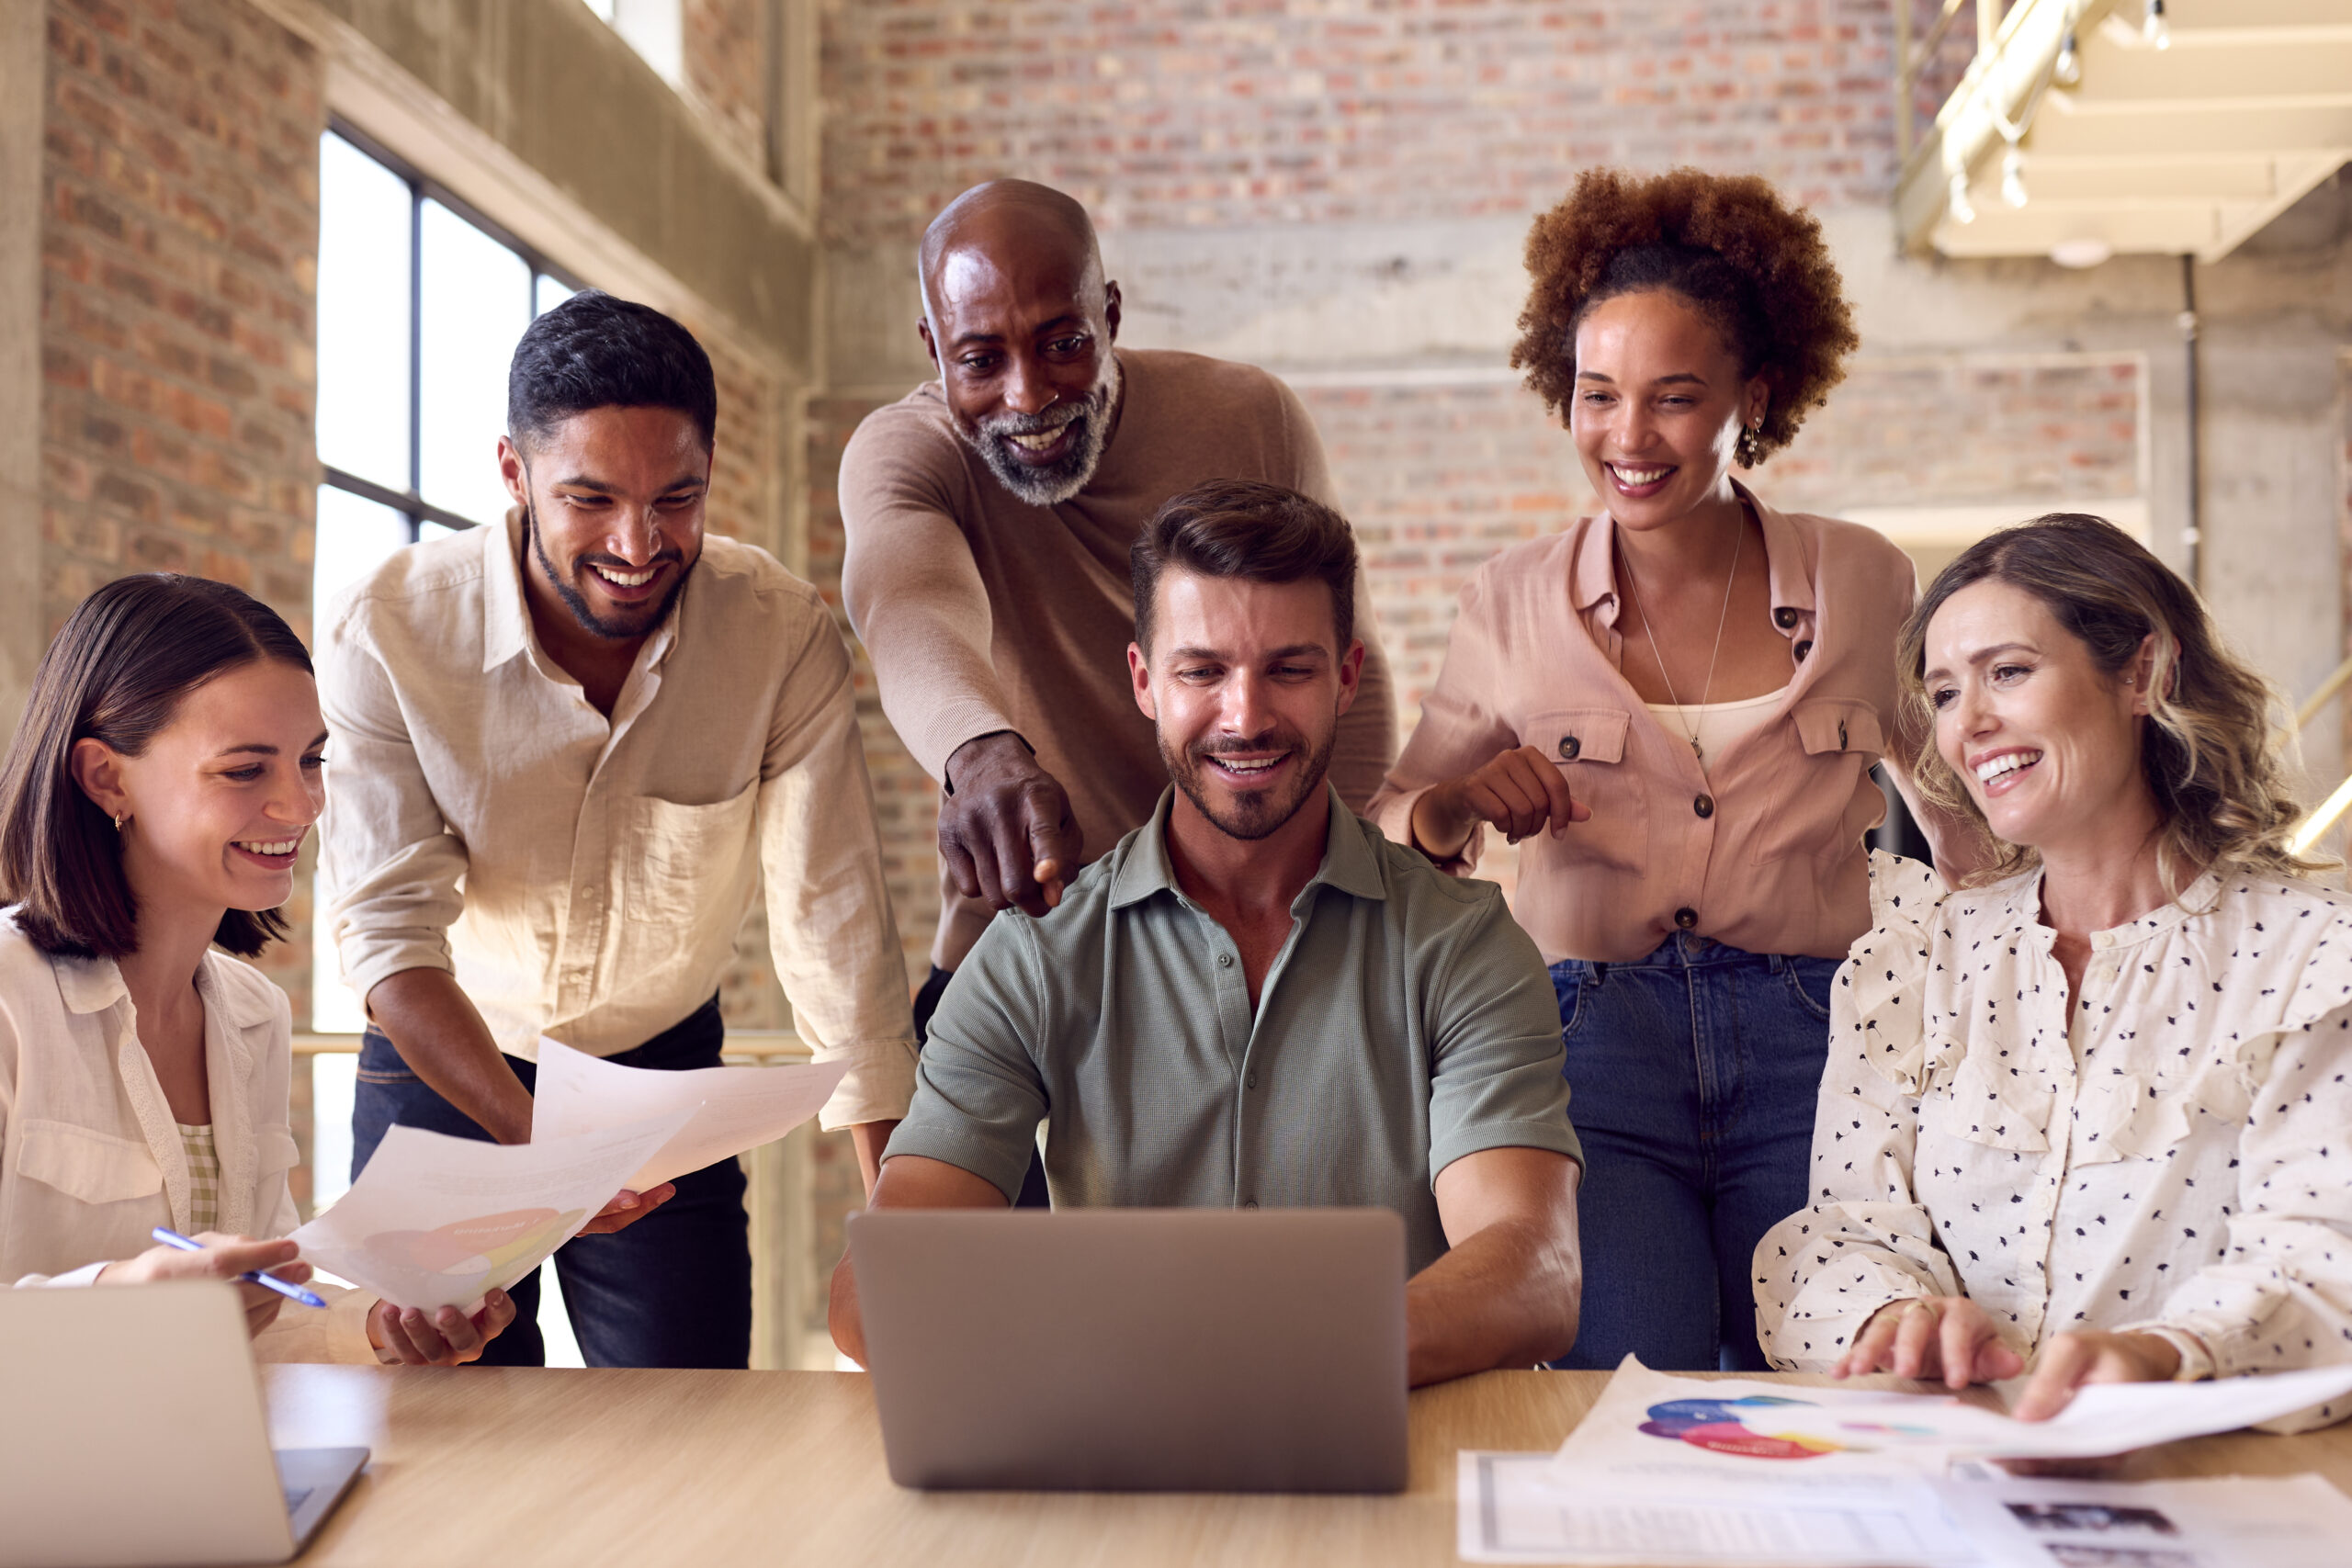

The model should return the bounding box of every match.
[318,601,469,1005]
[883,915,1050,1202]
[1425,887,1580,1179]
[756,612,920,1130]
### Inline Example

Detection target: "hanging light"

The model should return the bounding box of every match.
[1949,172,1977,225]
[2001,147,2029,209]
[2053,28,2082,85]
[2143,0,2170,51]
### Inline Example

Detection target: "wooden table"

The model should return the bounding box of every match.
[263,1365,2352,1566]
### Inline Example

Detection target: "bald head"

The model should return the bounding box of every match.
[918,180,1104,318]
[912,181,1125,508]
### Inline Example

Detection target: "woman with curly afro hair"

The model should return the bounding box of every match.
[1368,168,1973,1374]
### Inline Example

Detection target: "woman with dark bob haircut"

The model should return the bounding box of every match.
[1372,168,1971,1372]
[1757,515,2352,1432]
[0,573,511,1365]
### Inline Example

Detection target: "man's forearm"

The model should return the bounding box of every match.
[1404,1216,1582,1386]
[848,1121,899,1197]
[364,968,534,1144]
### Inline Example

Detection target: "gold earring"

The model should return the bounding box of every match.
[113,813,127,832]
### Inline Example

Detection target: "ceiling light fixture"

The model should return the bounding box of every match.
[2001,147,2029,209]
[2143,0,2170,51]
[2051,237,2113,269]
[1949,172,1977,225]
[2053,28,2082,85]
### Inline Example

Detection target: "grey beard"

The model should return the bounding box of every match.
[958,361,1120,507]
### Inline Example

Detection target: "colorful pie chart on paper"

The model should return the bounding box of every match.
[1636,1395,1846,1461]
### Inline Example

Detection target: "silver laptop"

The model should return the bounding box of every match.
[0,1280,368,1568]
[852,1207,1409,1493]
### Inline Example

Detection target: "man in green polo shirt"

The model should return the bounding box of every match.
[830,478,1586,1386]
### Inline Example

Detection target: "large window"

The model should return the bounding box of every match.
[313,126,579,615]
[311,126,580,1033]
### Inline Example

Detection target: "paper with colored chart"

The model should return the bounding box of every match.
[1546,1359,2352,1501]
[290,1109,694,1311]
[529,1037,848,1191]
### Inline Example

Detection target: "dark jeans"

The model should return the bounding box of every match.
[914,965,1049,1209]
[1545,935,1839,1373]
[351,993,752,1369]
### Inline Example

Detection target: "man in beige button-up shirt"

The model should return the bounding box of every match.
[320,292,917,1369]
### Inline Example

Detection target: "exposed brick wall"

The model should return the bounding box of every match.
[41,0,324,1016]
[820,0,1902,250]
[684,0,768,169]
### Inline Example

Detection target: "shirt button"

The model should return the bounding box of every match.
[1774,606,1799,629]
[1794,639,1813,662]
[1557,734,1581,761]
[1216,953,1234,968]
[1674,907,1698,930]
[1246,1072,1259,1089]
[1693,794,1713,818]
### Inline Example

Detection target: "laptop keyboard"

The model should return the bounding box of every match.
[282,1486,312,1514]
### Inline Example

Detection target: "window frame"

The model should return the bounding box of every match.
[320,118,586,542]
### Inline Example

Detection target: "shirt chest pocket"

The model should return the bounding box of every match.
[16,1119,164,1207]
[1748,699,1884,867]
[623,783,759,924]
[1523,708,1646,874]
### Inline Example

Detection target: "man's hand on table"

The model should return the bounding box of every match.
[940,732,1081,917]
[828,1154,1008,1368]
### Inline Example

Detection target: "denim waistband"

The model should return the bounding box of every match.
[1547,934,1827,981]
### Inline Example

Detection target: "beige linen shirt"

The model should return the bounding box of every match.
[1755,855,2352,1432]
[1368,488,1952,964]
[838,347,1398,970]
[0,920,375,1362]
[319,510,918,1130]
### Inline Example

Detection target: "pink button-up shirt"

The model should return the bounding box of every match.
[1368,489,1953,964]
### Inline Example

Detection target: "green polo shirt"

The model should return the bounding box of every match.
[889,786,1580,1274]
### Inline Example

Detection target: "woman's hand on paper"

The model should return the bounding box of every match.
[1413,746,1591,859]
[368,1288,516,1366]
[575,1181,676,1236]
[96,1232,316,1337]
[1835,1295,2025,1389]
[2008,1330,2181,1422]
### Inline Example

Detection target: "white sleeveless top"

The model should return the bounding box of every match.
[1644,685,1789,776]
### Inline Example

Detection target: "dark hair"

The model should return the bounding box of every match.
[507,289,718,452]
[1130,479,1359,654]
[1512,167,1858,466]
[0,575,314,959]
[1897,513,2325,892]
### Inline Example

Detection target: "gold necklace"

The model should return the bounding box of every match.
[1618,516,1743,762]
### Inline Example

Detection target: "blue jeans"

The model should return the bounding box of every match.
[1548,935,1838,1372]
[350,994,752,1369]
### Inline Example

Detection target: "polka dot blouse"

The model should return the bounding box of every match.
[1753,852,2352,1431]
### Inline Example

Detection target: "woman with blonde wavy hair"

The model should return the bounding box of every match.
[1755,513,2352,1428]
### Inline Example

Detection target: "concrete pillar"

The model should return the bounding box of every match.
[0,1,48,736]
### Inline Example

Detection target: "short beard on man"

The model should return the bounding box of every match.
[956,353,1121,508]
[525,493,694,642]
[1160,716,1338,843]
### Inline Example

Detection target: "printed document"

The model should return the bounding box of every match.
[531,1037,849,1190]
[291,1110,693,1310]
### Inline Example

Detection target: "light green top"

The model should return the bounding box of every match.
[177,1122,220,1235]
[893,787,1581,1275]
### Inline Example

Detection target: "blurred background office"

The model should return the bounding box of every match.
[3,0,2348,1365]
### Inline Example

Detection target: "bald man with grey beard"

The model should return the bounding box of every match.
[838,184,1399,1185]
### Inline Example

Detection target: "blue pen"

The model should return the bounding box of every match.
[151,1226,327,1308]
